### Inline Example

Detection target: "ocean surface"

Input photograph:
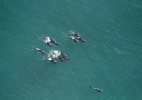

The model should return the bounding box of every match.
[0,0,142,100]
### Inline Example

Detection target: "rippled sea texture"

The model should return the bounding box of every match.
[0,0,142,100]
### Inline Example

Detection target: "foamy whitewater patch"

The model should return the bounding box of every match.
[48,50,61,58]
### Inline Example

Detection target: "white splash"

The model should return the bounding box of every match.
[43,37,51,43]
[48,50,61,58]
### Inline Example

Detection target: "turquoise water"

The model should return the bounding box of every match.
[0,0,142,100]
